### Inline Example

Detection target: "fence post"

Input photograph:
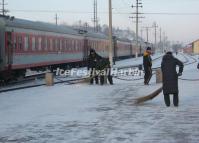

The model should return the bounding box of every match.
[156,68,162,83]
[45,72,54,86]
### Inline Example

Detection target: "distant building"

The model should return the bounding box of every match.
[183,39,199,55]
[193,39,199,54]
[183,44,193,54]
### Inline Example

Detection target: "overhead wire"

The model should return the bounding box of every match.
[9,9,199,15]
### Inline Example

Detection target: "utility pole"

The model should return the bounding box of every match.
[163,32,166,52]
[159,28,162,53]
[130,0,144,56]
[108,0,113,66]
[55,13,58,25]
[159,28,162,44]
[140,29,143,39]
[84,22,89,31]
[142,26,152,43]
[153,22,158,52]
[0,0,8,16]
[92,0,99,32]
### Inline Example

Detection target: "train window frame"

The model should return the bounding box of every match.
[64,39,67,52]
[59,38,62,52]
[24,35,29,51]
[38,37,42,51]
[49,38,53,51]
[32,36,36,51]
[17,35,23,52]
[61,39,64,52]
[53,39,56,51]
[75,40,78,51]
[13,33,17,51]
[47,37,50,52]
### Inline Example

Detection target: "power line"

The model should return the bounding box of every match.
[8,9,199,15]
[143,12,199,15]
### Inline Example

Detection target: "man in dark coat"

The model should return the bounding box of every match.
[143,47,152,85]
[161,52,184,107]
[87,49,102,84]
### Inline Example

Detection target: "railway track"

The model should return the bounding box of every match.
[0,76,88,93]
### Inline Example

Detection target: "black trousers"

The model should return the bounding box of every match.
[164,93,179,107]
[100,68,113,85]
[144,68,152,84]
[90,68,99,84]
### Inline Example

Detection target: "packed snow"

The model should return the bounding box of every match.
[0,54,199,143]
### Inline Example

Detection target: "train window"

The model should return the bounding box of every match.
[24,36,29,51]
[64,40,67,51]
[61,39,64,51]
[41,37,47,51]
[72,40,75,51]
[69,40,71,51]
[53,39,56,51]
[50,38,53,51]
[17,35,23,51]
[13,35,17,50]
[59,39,62,51]
[54,39,57,51]
[32,37,36,51]
[56,39,59,51]
[47,38,50,51]
[38,37,42,51]
[44,38,48,51]
[66,40,69,51]
[75,40,78,51]
[70,40,73,51]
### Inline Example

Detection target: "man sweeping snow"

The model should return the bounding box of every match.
[161,52,184,107]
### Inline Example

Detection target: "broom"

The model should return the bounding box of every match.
[77,70,103,84]
[134,86,163,104]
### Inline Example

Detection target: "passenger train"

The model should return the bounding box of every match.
[0,15,141,81]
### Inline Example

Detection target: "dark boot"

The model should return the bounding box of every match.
[95,76,99,84]
[100,76,104,85]
[164,94,170,107]
[108,75,113,85]
[173,93,179,107]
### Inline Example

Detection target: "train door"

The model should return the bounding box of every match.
[5,31,13,69]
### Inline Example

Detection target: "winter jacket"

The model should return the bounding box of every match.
[161,54,184,94]
[87,52,102,69]
[97,58,110,70]
[143,51,152,71]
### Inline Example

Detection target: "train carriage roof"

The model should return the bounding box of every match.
[85,32,108,40]
[2,17,79,36]
[1,16,128,41]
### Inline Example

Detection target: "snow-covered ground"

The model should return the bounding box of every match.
[0,54,199,143]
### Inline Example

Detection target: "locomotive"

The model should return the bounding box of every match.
[0,15,139,81]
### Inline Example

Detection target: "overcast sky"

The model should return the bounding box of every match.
[5,0,199,44]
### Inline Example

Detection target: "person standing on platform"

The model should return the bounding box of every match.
[161,52,184,107]
[143,47,152,85]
